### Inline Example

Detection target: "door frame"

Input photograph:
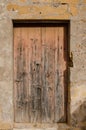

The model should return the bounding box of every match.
[13,20,70,125]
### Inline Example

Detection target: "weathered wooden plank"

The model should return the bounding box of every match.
[41,27,55,123]
[27,27,34,122]
[14,27,20,122]
[41,27,46,123]
[27,27,33,122]
[20,28,29,122]
[46,27,55,123]
[14,28,29,122]
[14,27,23,122]
[54,27,60,122]
[29,27,42,123]
[25,28,31,122]
[54,26,67,122]
[59,27,67,122]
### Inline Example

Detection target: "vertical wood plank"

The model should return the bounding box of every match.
[54,26,60,122]
[54,26,67,122]
[59,27,67,122]
[14,27,20,122]
[41,27,55,123]
[27,27,33,122]
[14,28,29,122]
[28,27,42,123]
[20,28,29,122]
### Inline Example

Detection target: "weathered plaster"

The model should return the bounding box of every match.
[6,1,79,18]
[0,0,86,129]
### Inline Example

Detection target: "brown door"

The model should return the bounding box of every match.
[14,23,68,123]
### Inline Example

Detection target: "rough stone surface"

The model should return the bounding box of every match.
[0,0,86,130]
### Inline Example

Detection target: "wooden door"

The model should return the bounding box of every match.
[14,23,68,123]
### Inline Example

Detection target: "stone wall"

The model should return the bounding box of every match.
[0,0,86,130]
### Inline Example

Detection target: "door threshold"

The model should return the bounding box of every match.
[14,123,58,129]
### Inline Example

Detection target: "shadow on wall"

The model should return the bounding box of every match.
[58,98,86,130]
[71,98,86,130]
